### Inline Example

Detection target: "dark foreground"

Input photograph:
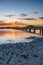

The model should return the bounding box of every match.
[0,37,43,65]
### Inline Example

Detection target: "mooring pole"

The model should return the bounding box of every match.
[40,29,42,35]
[42,29,43,35]
[29,29,31,32]
[34,29,35,33]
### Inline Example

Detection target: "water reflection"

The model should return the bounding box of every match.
[0,29,40,44]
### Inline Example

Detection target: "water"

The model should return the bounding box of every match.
[0,29,40,44]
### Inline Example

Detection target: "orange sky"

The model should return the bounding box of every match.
[0,18,43,28]
[0,22,27,28]
[16,18,43,26]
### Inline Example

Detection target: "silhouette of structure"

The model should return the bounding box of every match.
[22,25,43,35]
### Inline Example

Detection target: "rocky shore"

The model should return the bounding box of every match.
[0,36,43,65]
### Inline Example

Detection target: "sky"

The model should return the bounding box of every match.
[0,0,43,24]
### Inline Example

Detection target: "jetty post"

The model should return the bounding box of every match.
[42,29,43,35]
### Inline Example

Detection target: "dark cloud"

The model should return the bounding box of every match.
[33,12,38,14]
[21,18,36,20]
[5,15,14,18]
[18,18,36,20]
[24,18,35,20]
[20,14,28,17]
[39,17,43,19]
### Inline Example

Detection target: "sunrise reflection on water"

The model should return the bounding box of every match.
[0,29,40,44]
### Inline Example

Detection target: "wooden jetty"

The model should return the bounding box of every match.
[22,25,43,35]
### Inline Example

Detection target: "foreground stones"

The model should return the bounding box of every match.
[0,37,43,65]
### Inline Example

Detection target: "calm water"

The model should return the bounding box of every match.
[0,29,40,44]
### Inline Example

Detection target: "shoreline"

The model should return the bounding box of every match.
[0,36,43,65]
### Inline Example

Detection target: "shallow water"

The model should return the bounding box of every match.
[0,29,41,44]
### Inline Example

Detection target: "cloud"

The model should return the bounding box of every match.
[4,14,28,18]
[4,15,14,18]
[24,18,35,20]
[33,12,38,14]
[39,17,43,19]
[18,18,36,20]
[20,14,28,17]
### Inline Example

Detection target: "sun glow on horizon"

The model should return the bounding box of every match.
[0,15,43,26]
